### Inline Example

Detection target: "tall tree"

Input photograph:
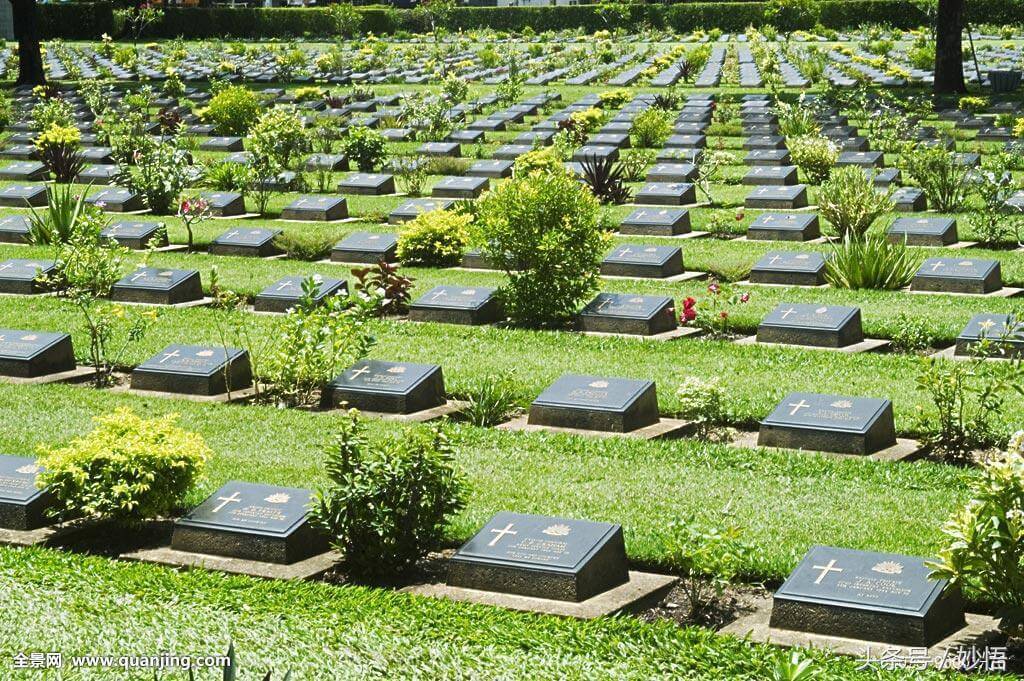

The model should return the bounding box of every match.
[933,0,966,94]
[10,0,46,86]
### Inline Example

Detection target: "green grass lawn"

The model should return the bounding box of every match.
[0,36,1022,679]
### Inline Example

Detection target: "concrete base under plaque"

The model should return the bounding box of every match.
[111,280,204,306]
[0,365,94,385]
[339,400,468,423]
[321,371,446,414]
[407,571,676,619]
[580,326,702,342]
[931,345,1021,361]
[906,286,1021,298]
[408,300,504,326]
[169,523,329,565]
[720,596,1000,665]
[0,518,95,548]
[123,546,340,581]
[768,590,967,648]
[738,336,890,354]
[733,431,924,462]
[600,270,706,283]
[498,415,689,441]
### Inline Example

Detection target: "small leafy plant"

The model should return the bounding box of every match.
[352,260,415,316]
[397,209,472,267]
[825,233,919,290]
[308,410,467,579]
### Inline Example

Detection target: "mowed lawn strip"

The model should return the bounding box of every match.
[0,381,971,579]
[0,547,1000,680]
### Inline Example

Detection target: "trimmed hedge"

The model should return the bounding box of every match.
[39,2,116,40]
[34,1,1024,41]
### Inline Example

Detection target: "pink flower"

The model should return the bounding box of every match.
[680,297,697,323]
[707,282,720,294]
[740,292,750,303]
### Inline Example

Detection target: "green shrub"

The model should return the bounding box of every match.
[597,88,632,109]
[630,107,673,148]
[397,209,472,267]
[31,97,75,131]
[818,165,893,239]
[890,312,935,354]
[37,408,208,526]
[262,278,377,407]
[201,85,261,136]
[204,160,252,192]
[476,168,608,327]
[929,431,1024,635]
[273,231,336,261]
[787,134,838,185]
[308,410,467,579]
[513,146,564,177]
[342,126,387,172]
[915,353,1023,462]
[825,233,919,290]
[675,376,727,441]
[900,145,970,212]
[664,514,751,624]
[459,371,522,427]
[34,123,84,184]
[248,107,310,171]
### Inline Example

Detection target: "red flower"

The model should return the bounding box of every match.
[720,311,729,319]
[735,211,745,221]
[680,297,697,323]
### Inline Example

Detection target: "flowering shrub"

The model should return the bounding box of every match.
[681,280,750,336]
[177,195,211,252]
[37,408,208,527]
[35,124,84,183]
[929,431,1024,635]
[31,97,75,132]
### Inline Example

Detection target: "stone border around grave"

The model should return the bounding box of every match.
[114,384,259,404]
[0,520,95,548]
[905,286,1023,298]
[736,280,830,289]
[929,346,1017,362]
[497,416,690,441]
[733,236,835,245]
[210,213,261,220]
[113,297,216,310]
[599,271,707,283]
[734,336,891,354]
[730,431,924,462]
[277,217,361,225]
[332,400,469,424]
[579,327,704,343]
[0,365,95,385]
[404,570,677,620]
[613,230,711,241]
[719,595,1002,668]
[122,546,341,581]
[905,241,977,250]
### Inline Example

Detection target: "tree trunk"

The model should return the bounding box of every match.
[933,0,966,94]
[10,0,45,87]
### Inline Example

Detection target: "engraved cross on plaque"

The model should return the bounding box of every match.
[349,365,371,379]
[780,307,797,320]
[488,522,518,547]
[158,349,181,364]
[788,399,810,416]
[812,559,843,584]
[212,491,242,513]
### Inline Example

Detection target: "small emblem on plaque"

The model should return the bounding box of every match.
[264,493,291,504]
[871,561,903,575]
[542,524,572,537]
